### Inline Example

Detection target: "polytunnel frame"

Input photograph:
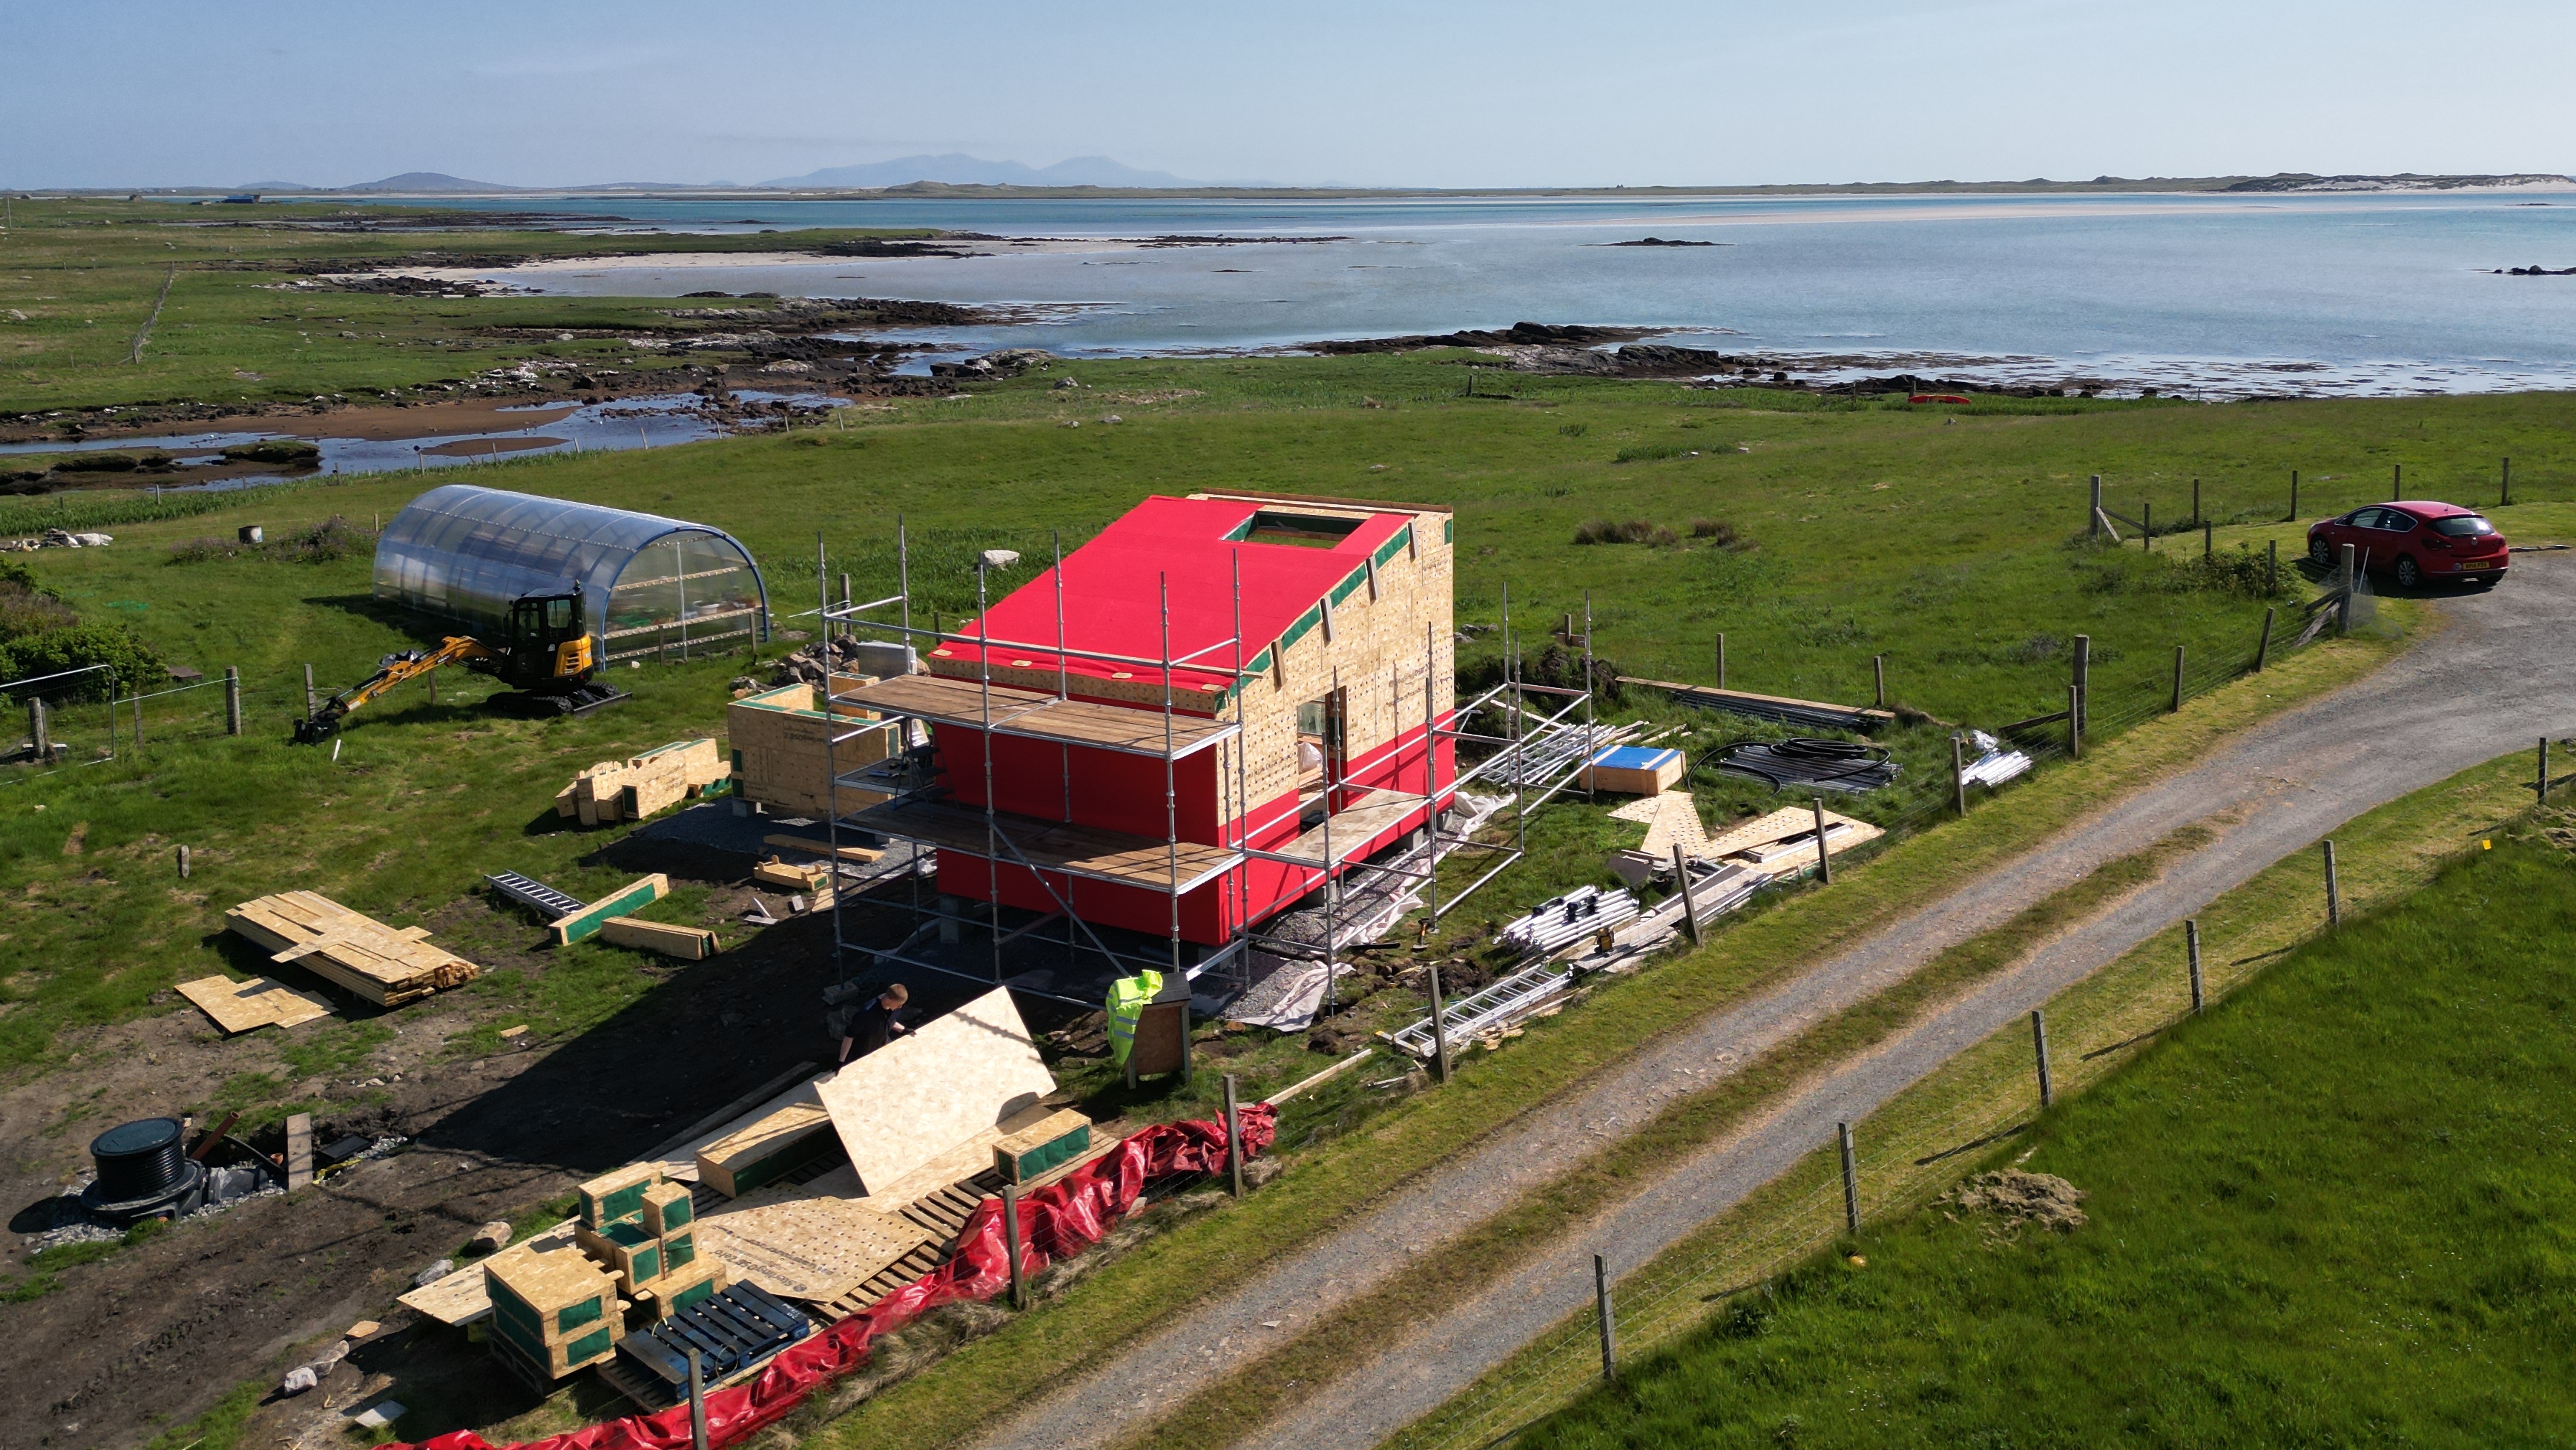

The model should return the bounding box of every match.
[371,483,772,664]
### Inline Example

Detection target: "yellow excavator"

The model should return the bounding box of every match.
[294,591,630,743]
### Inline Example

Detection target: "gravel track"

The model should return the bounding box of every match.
[967,564,2572,1450]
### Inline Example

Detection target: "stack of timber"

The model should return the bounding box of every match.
[599,916,721,962]
[483,1236,625,1382]
[224,893,479,1006]
[549,875,670,947]
[694,1090,841,1199]
[729,680,899,820]
[1620,675,1897,733]
[556,738,731,827]
[571,1163,725,1321]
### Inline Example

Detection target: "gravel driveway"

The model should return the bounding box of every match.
[970,561,2575,1450]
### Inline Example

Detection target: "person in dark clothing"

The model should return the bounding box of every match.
[836,982,910,1064]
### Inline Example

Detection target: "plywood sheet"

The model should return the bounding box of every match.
[176,975,333,1034]
[397,1221,580,1325]
[1701,807,1835,860]
[1636,792,1709,860]
[814,986,1054,1194]
[695,1191,933,1303]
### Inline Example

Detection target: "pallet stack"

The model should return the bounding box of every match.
[485,1238,623,1382]
[224,893,480,1007]
[556,738,732,827]
[573,1165,725,1327]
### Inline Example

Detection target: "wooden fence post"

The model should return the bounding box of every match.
[2193,477,2201,525]
[2071,634,2090,737]
[2289,468,2299,521]
[1002,1183,1028,1309]
[1223,1074,1244,1197]
[2030,1009,2054,1107]
[2254,605,2276,672]
[28,697,47,762]
[225,666,242,735]
[1427,960,1452,1083]
[2502,456,2512,506]
[1952,735,1968,817]
[2338,544,2356,636]
[1873,654,1886,709]
[1811,796,1832,885]
[303,663,317,720]
[1671,843,1700,945]
[2539,736,2552,806]
[1838,1122,1859,1232]
[2323,840,2341,926]
[2068,684,2081,761]
[1715,632,1725,690]
[2089,475,2103,536]
[2171,644,2185,712]
[1595,1253,1617,1382]
[2187,918,2205,1013]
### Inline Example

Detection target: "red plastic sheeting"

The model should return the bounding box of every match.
[401,1105,1276,1450]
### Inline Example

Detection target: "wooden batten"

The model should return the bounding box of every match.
[600,916,720,961]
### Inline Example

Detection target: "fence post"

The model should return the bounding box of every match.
[1811,796,1832,885]
[2502,455,2512,506]
[1952,734,1967,817]
[2254,606,2276,672]
[686,1349,709,1450]
[2187,918,2204,1013]
[303,663,317,720]
[2338,544,2356,636]
[1837,1122,1859,1232]
[2203,520,2213,559]
[1872,654,1886,709]
[1223,1073,1244,1198]
[177,844,191,879]
[2089,475,2103,537]
[1002,1182,1028,1310]
[1427,960,1452,1084]
[2143,500,2152,551]
[224,666,242,735]
[2071,634,2090,737]
[1715,632,1725,690]
[1671,842,1701,945]
[2289,468,2299,521]
[29,696,48,762]
[2193,477,2201,526]
[2170,645,2185,712]
[1594,1253,1617,1382]
[2392,462,2402,501]
[2540,737,2552,805]
[2067,684,2081,761]
[2267,539,2278,596]
[2030,1009,2054,1107]
[2323,839,2341,926]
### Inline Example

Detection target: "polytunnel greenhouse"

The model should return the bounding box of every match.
[373,484,768,661]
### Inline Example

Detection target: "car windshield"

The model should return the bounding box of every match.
[2432,515,2498,536]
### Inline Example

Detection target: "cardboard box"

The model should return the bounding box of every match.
[1582,745,1685,796]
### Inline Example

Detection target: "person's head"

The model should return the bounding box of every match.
[879,983,909,1009]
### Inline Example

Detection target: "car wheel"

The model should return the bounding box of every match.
[2309,536,2334,567]
[2394,556,2421,588]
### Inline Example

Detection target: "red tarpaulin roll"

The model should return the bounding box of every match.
[402,1105,1275,1450]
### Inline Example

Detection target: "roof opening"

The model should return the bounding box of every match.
[1237,508,1366,548]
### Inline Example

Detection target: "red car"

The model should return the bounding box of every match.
[2306,501,2509,588]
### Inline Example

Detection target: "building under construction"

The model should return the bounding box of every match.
[815,491,1602,1008]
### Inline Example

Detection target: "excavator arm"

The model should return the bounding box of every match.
[292,636,495,744]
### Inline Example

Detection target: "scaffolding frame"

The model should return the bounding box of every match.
[811,521,1592,1016]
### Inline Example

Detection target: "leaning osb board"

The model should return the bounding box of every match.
[813,986,1053,1195]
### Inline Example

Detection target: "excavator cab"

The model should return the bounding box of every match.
[497,592,595,690]
[291,588,628,743]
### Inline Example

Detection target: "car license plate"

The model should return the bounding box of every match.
[2461,561,2491,570]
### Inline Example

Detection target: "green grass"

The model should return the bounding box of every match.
[0,197,937,414]
[1521,836,2576,1447]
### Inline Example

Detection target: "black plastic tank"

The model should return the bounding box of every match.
[81,1117,205,1222]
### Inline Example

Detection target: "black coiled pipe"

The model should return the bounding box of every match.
[90,1117,187,1202]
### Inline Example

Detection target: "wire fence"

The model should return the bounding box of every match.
[0,659,387,783]
[1386,781,2516,1450]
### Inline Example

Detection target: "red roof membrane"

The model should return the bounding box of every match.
[933,496,1411,696]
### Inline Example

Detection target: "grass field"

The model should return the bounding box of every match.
[1427,771,2576,1449]
[0,197,952,414]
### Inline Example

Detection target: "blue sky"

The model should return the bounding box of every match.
[2,1,2569,189]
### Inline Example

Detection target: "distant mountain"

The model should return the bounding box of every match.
[234,181,320,192]
[763,154,1194,190]
[337,172,529,194]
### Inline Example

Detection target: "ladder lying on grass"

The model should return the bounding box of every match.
[1384,957,1582,1061]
